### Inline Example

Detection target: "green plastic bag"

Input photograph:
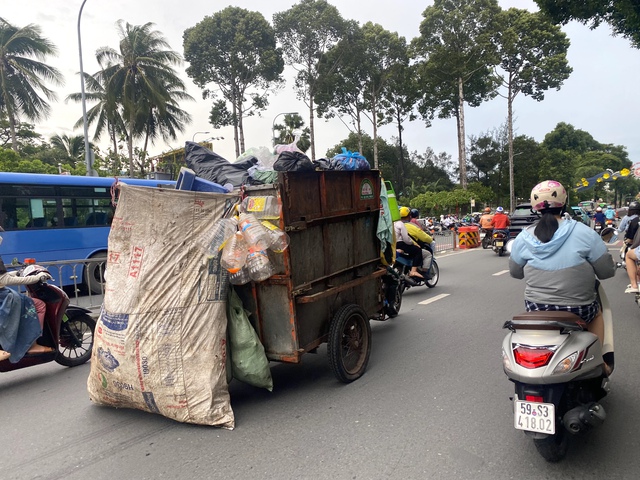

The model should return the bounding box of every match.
[226,287,273,391]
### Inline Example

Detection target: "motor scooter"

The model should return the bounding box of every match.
[394,242,440,290]
[0,263,95,372]
[502,282,613,462]
[480,228,492,249]
[492,230,509,256]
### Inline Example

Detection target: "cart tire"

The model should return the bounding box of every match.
[328,304,371,383]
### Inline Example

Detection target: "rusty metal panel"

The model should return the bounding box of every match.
[239,170,383,363]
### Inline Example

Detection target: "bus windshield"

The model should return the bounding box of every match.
[0,172,175,292]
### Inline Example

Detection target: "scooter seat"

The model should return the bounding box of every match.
[505,311,586,331]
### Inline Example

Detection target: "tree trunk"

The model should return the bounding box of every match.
[238,109,245,155]
[371,86,379,170]
[128,109,135,178]
[397,110,404,196]
[231,91,240,158]
[309,95,316,161]
[8,111,18,152]
[457,77,467,189]
[507,80,515,213]
[356,108,363,154]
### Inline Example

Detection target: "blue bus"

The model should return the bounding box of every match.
[0,172,175,292]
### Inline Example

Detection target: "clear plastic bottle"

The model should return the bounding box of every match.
[220,232,249,274]
[204,217,238,257]
[229,265,251,285]
[238,213,270,250]
[240,196,281,220]
[261,221,290,252]
[246,247,275,282]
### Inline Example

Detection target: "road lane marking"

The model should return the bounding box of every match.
[493,270,510,276]
[419,293,450,305]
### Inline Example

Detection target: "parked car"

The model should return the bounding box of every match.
[509,203,540,236]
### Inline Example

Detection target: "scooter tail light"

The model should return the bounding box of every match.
[525,395,544,402]
[513,345,555,369]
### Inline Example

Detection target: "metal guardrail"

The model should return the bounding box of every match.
[10,257,106,311]
[8,232,455,313]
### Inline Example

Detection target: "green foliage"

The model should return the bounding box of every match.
[0,17,64,151]
[184,7,284,156]
[535,0,640,48]
[97,21,190,176]
[495,9,572,102]
[273,0,350,159]
[413,0,502,188]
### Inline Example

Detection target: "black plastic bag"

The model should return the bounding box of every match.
[273,151,315,172]
[184,141,260,187]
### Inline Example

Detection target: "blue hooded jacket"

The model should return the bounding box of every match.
[509,218,615,305]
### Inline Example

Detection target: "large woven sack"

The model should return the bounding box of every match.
[87,184,238,428]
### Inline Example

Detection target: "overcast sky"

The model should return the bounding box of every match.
[4,0,640,166]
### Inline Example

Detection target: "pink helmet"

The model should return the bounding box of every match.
[530,180,567,211]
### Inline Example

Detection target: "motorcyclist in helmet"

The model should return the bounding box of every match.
[594,206,606,227]
[408,208,428,232]
[394,207,423,280]
[0,236,53,362]
[508,180,616,373]
[479,207,494,233]
[490,206,510,230]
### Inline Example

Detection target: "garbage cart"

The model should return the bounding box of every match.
[235,169,387,383]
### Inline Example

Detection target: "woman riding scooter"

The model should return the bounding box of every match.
[508,180,616,374]
[0,236,53,362]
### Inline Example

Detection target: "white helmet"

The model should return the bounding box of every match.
[530,180,567,211]
[596,206,603,212]
[496,206,504,213]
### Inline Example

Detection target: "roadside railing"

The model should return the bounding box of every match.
[432,230,456,254]
[10,257,106,311]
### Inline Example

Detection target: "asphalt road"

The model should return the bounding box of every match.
[2,245,640,480]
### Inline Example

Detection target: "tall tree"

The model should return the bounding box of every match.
[66,65,125,156]
[413,0,501,189]
[0,17,63,151]
[315,21,368,155]
[495,8,572,211]
[535,0,640,48]
[274,0,349,160]
[97,21,189,176]
[184,7,284,157]
[359,23,408,170]
[379,62,420,196]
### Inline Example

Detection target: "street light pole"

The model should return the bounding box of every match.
[77,0,94,176]
[272,112,298,145]
[192,131,210,142]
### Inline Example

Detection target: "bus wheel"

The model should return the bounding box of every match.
[85,254,106,295]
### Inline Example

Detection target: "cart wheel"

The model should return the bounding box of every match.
[328,304,372,383]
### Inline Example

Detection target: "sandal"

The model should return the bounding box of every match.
[624,286,639,294]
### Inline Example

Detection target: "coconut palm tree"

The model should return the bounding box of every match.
[66,67,125,156]
[96,21,190,176]
[0,17,64,151]
[50,133,88,166]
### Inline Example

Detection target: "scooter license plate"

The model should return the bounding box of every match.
[495,241,504,247]
[514,400,555,434]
